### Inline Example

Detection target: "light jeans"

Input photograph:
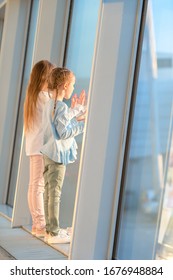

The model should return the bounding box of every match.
[28,155,45,230]
[43,155,66,236]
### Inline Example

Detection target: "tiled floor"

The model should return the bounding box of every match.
[0,214,67,260]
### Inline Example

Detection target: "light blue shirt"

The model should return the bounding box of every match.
[41,99,85,165]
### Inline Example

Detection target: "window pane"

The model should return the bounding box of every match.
[7,0,39,207]
[115,0,173,260]
[65,0,100,94]
[61,0,100,227]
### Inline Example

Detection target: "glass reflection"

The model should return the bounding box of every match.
[116,0,173,260]
[156,110,173,260]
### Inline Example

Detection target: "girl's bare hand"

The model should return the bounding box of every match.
[71,94,78,108]
[78,90,86,106]
[71,90,87,108]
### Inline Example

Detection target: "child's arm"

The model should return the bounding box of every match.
[68,104,86,120]
[54,103,85,140]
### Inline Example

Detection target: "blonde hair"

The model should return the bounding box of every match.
[24,60,54,132]
[48,67,74,118]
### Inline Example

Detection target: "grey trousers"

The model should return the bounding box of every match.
[43,155,66,235]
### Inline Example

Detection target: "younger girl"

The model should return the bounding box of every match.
[41,67,86,244]
[23,60,54,237]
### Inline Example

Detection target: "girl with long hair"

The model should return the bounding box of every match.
[24,60,54,237]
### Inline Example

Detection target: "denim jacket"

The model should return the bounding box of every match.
[41,99,85,165]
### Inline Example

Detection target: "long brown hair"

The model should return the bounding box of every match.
[24,60,54,132]
[48,67,74,118]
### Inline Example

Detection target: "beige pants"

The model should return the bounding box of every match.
[28,155,45,230]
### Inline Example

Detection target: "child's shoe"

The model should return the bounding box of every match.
[66,227,72,236]
[36,228,46,238]
[31,226,36,235]
[48,229,71,244]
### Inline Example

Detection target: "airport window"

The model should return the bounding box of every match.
[8,0,100,253]
[0,0,34,215]
[59,0,100,229]
[114,0,173,260]
[7,0,39,207]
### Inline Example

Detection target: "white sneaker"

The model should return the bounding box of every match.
[48,229,71,244]
[66,227,72,236]
[61,227,72,236]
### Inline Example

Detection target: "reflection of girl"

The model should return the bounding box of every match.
[23,60,54,237]
[41,67,86,244]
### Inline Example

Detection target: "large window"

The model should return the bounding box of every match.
[7,0,39,207]
[59,0,100,229]
[0,0,34,212]
[114,0,173,260]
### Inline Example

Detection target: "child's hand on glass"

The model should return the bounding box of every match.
[71,94,78,108]
[71,90,87,108]
[78,90,87,106]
